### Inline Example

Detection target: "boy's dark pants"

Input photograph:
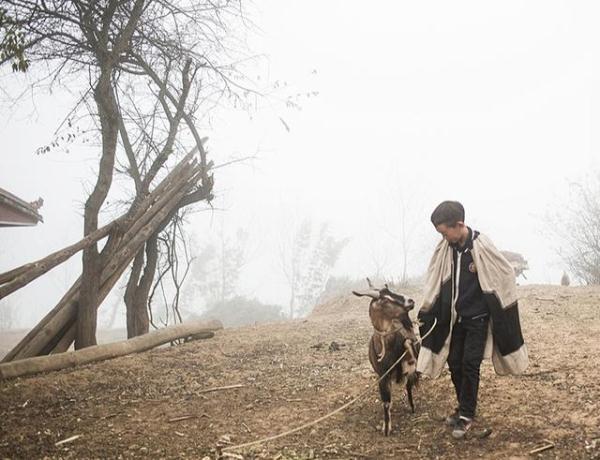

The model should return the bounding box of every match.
[447,315,489,419]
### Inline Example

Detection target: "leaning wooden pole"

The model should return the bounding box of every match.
[0,320,223,380]
[1,277,82,363]
[0,149,197,301]
[3,160,201,361]
[49,167,203,353]
[0,220,119,299]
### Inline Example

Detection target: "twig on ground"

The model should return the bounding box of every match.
[529,441,555,455]
[55,435,81,447]
[347,451,372,458]
[198,384,245,394]
[222,453,244,459]
[168,415,197,423]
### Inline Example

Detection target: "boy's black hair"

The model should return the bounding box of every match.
[430,201,465,227]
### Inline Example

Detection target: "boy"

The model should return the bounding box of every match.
[416,201,528,439]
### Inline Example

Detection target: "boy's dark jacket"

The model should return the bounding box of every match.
[416,231,529,378]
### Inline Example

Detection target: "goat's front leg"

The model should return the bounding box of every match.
[378,375,393,436]
[402,340,418,414]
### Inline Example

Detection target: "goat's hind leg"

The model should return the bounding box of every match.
[378,375,393,436]
[406,373,417,413]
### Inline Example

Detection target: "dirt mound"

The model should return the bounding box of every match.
[1,285,600,459]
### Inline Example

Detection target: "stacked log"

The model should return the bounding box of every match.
[0,152,204,363]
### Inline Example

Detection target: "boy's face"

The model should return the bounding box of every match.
[435,222,464,244]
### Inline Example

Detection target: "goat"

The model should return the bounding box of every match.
[353,279,419,436]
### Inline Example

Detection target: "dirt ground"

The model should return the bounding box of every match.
[1,285,599,459]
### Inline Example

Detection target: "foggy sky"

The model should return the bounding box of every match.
[1,1,599,327]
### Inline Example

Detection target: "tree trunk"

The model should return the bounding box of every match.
[125,249,145,338]
[125,234,158,338]
[77,64,121,350]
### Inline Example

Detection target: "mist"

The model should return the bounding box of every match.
[1,0,599,330]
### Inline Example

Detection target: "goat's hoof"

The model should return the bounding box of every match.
[382,424,392,436]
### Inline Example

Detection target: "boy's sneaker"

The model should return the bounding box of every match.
[452,416,473,439]
[445,409,460,427]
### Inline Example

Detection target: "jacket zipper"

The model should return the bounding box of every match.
[453,251,462,322]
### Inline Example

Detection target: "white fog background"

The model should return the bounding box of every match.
[1,1,599,328]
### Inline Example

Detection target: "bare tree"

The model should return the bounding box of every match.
[370,177,425,286]
[547,173,600,285]
[2,1,254,347]
[279,219,310,319]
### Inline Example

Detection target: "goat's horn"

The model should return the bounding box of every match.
[352,289,380,299]
[366,277,374,288]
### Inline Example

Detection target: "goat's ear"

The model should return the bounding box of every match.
[352,290,379,299]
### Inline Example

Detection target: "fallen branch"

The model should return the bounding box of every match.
[0,320,222,380]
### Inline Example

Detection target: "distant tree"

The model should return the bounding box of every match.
[280,219,348,318]
[547,172,600,285]
[181,225,249,313]
[560,271,570,286]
